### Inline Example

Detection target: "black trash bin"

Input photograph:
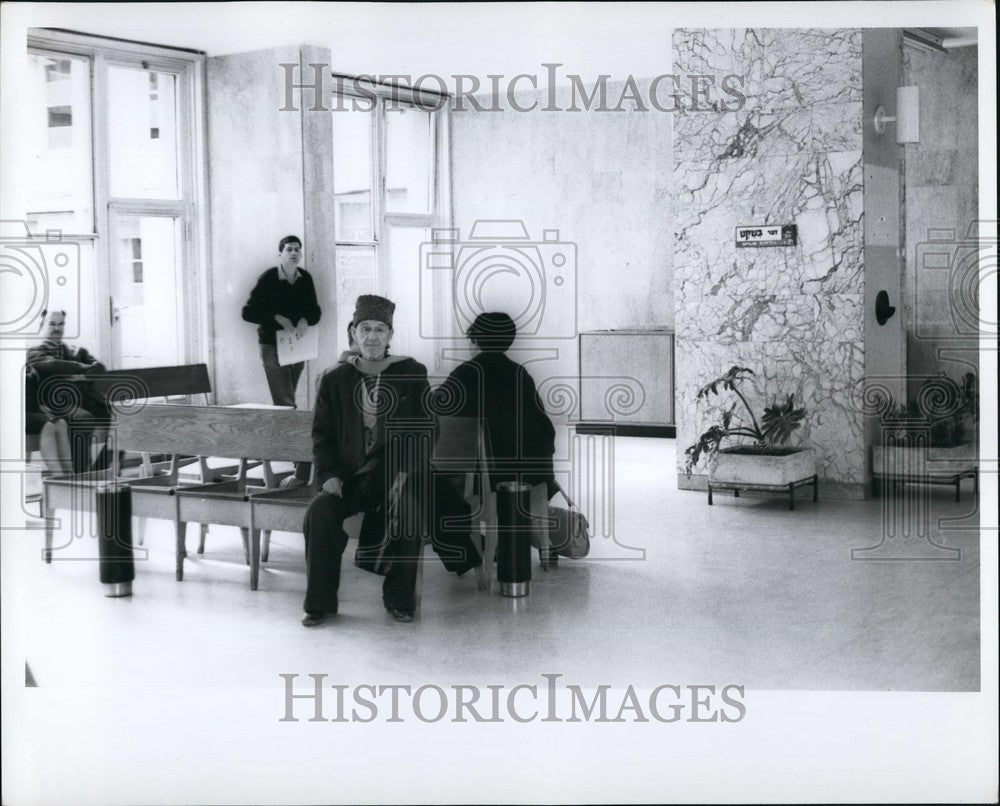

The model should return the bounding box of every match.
[96,483,134,597]
[496,481,531,597]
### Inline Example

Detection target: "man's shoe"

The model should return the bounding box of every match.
[386,608,414,623]
[279,475,308,490]
[301,610,325,627]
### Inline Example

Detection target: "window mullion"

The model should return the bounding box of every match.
[91,51,113,359]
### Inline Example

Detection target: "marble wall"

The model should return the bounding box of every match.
[671,29,866,497]
[902,44,979,385]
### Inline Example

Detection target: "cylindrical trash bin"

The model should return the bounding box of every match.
[96,483,134,597]
[496,481,531,597]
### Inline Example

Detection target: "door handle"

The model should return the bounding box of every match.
[875,290,896,326]
[109,296,120,324]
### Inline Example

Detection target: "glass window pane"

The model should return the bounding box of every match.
[108,66,179,199]
[335,246,378,347]
[26,52,94,235]
[385,226,431,363]
[113,215,182,367]
[384,104,432,214]
[332,104,374,242]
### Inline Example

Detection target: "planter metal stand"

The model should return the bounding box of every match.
[707,447,818,511]
[872,443,979,502]
[708,476,818,511]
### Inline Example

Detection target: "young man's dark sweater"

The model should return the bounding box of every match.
[241,267,322,346]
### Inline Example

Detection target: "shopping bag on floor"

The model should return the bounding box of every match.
[546,484,591,559]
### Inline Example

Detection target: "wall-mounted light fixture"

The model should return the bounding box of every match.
[873,86,920,144]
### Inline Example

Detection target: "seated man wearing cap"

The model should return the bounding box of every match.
[301,294,482,626]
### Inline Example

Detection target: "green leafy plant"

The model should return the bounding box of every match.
[879,371,978,448]
[684,366,806,477]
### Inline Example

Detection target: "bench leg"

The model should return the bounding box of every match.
[198,524,208,554]
[733,488,739,498]
[788,483,795,511]
[262,530,271,563]
[707,485,713,506]
[414,541,425,617]
[44,502,55,563]
[813,475,819,502]
[481,525,497,590]
[175,521,187,581]
[250,529,261,591]
[531,484,553,571]
[974,469,979,496]
[137,517,146,547]
[239,528,251,565]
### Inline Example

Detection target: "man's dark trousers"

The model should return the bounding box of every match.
[302,465,480,614]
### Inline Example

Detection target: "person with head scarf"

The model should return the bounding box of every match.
[300,295,481,626]
[436,311,560,561]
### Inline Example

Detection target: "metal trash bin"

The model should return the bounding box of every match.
[496,481,531,597]
[96,483,134,597]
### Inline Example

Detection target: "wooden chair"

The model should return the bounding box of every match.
[431,416,551,589]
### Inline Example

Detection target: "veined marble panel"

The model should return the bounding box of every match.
[674,151,864,296]
[758,29,862,110]
[673,29,861,113]
[672,30,865,494]
[672,28,766,111]
[673,104,861,163]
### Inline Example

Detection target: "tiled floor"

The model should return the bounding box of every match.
[14,437,981,693]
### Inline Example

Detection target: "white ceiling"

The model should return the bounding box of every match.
[8,2,992,84]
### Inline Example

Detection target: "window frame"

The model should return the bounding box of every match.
[26,29,210,369]
[330,75,453,344]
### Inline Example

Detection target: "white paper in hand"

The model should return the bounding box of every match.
[276,327,318,366]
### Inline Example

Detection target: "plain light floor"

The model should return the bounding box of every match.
[14,437,981,692]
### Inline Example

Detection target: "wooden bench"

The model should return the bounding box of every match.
[169,406,314,590]
[43,404,371,591]
[27,363,214,512]
[41,403,246,564]
[43,404,553,596]
[84,363,212,404]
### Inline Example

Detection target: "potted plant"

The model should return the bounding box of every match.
[873,371,978,499]
[684,366,817,508]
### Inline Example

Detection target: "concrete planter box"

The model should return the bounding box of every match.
[707,447,818,510]
[872,442,978,501]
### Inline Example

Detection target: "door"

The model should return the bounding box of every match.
[109,212,184,367]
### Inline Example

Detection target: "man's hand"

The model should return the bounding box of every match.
[322,477,343,497]
[274,314,294,331]
[294,317,308,339]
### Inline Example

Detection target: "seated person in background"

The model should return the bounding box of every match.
[25,366,73,474]
[27,309,112,471]
[301,294,481,627]
[436,311,559,560]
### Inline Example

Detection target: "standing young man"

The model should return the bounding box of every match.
[241,235,322,408]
